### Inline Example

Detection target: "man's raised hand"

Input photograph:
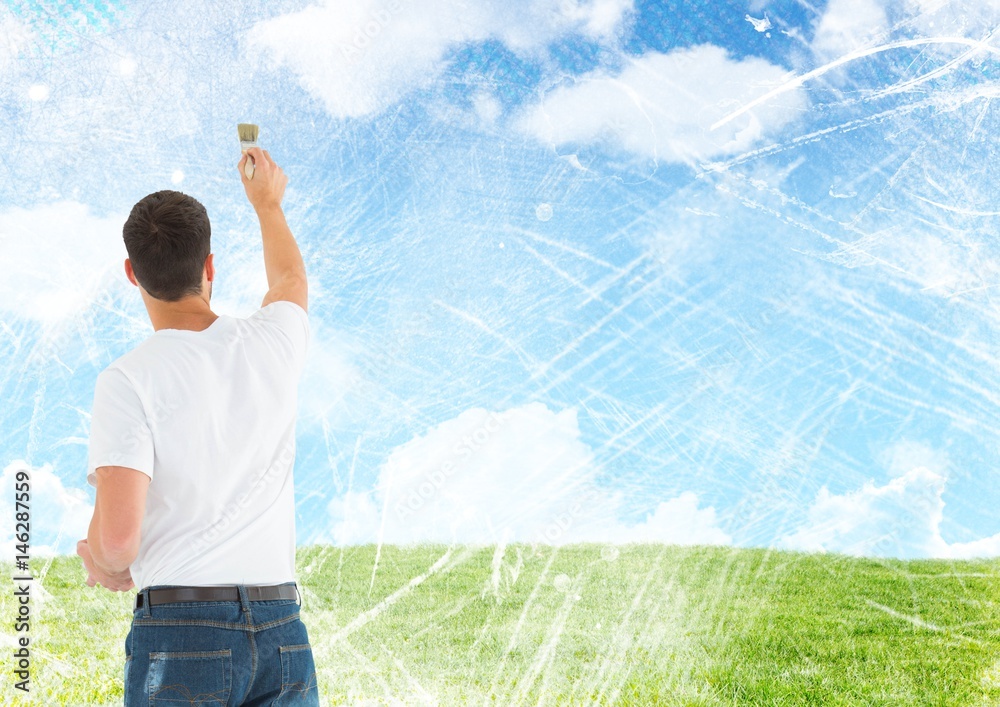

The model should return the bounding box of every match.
[238,147,287,213]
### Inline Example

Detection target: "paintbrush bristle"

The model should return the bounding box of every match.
[237,123,259,144]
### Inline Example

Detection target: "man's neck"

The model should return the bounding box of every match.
[143,293,218,332]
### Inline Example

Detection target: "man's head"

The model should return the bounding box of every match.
[123,190,212,302]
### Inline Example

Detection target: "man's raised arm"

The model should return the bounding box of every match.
[238,146,308,313]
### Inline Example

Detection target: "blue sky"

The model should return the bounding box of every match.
[2,0,999,559]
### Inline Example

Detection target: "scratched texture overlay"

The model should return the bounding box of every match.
[3,0,1000,705]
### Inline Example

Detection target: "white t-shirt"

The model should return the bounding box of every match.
[87,300,309,590]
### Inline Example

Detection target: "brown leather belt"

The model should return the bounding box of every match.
[135,583,298,610]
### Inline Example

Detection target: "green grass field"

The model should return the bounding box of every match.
[3,543,1000,705]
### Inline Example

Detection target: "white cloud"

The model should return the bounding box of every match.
[946,531,1000,560]
[326,402,730,546]
[811,0,1000,64]
[780,461,1000,559]
[811,0,888,62]
[822,226,999,298]
[599,491,731,544]
[893,233,972,291]
[0,201,126,324]
[328,489,382,546]
[296,326,359,422]
[0,11,31,72]
[246,0,634,119]
[516,45,806,165]
[568,0,633,38]
[881,440,950,479]
[906,0,1000,37]
[0,460,93,562]
[473,92,502,125]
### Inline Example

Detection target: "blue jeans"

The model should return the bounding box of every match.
[124,582,320,706]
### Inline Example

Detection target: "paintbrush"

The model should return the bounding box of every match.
[237,123,259,180]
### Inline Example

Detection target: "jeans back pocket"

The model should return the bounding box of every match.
[148,649,232,705]
[276,644,319,705]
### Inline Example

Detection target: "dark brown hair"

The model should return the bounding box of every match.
[122,190,211,301]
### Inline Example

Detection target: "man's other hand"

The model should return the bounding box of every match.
[238,147,288,212]
[76,539,134,592]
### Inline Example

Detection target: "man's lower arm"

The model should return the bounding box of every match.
[87,507,135,575]
[255,204,307,287]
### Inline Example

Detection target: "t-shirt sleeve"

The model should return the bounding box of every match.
[252,300,310,374]
[87,367,155,487]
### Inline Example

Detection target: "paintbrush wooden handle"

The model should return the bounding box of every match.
[244,153,255,180]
